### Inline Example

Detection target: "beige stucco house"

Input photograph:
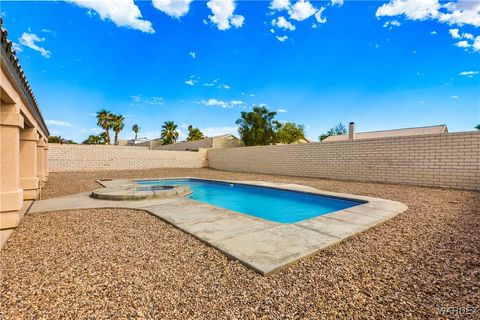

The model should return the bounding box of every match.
[1,19,49,234]
[322,123,448,142]
[151,134,244,151]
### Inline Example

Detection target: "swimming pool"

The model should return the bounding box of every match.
[136,178,364,223]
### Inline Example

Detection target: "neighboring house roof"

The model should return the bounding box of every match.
[177,134,240,144]
[208,134,240,140]
[322,125,448,142]
[298,137,313,143]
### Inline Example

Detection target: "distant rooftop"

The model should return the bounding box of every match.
[323,124,448,142]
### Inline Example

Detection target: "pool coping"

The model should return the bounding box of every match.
[29,177,408,275]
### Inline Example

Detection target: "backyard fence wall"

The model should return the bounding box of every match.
[48,144,208,172]
[208,132,480,190]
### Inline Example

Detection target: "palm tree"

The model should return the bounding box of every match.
[96,109,113,144]
[132,124,140,140]
[475,124,480,131]
[187,125,204,141]
[111,114,125,145]
[161,121,179,145]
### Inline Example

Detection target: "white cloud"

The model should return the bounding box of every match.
[12,42,23,52]
[147,97,165,105]
[199,99,228,108]
[80,127,102,134]
[19,32,51,58]
[272,16,296,31]
[455,40,471,48]
[131,95,141,103]
[431,30,437,35]
[459,71,479,77]
[473,36,480,52]
[377,2,480,53]
[270,0,290,11]
[289,0,317,21]
[439,0,480,27]
[46,120,73,127]
[448,28,480,53]
[231,15,245,28]
[202,78,230,89]
[200,126,239,138]
[152,0,193,18]
[189,51,196,59]
[206,0,245,30]
[315,7,327,24]
[49,130,62,136]
[383,19,401,28]
[277,109,288,113]
[198,99,244,108]
[276,35,289,42]
[376,0,441,21]
[67,0,154,33]
[451,95,459,99]
[331,0,344,6]
[130,95,165,105]
[449,28,460,38]
[185,75,199,86]
[376,0,480,27]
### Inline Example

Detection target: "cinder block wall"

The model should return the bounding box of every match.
[48,144,208,172]
[208,132,480,190]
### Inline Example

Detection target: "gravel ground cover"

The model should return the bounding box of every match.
[1,168,479,319]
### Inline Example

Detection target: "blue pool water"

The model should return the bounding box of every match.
[136,178,364,223]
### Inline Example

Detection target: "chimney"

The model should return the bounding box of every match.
[349,122,355,141]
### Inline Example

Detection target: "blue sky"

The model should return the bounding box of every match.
[2,0,479,142]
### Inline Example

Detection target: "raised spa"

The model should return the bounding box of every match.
[135,178,365,223]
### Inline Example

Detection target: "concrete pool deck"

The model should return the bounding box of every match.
[29,178,407,275]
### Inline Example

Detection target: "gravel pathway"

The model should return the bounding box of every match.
[1,168,479,319]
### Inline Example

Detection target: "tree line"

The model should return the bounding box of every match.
[48,107,480,145]
[79,110,207,145]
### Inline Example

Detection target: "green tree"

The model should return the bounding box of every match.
[475,124,480,131]
[48,136,76,144]
[82,133,107,144]
[236,106,279,146]
[161,121,179,145]
[277,122,305,144]
[111,114,125,145]
[319,123,347,141]
[48,135,63,143]
[132,124,140,140]
[96,109,113,144]
[187,125,204,141]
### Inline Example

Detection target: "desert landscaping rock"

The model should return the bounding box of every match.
[1,168,479,319]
